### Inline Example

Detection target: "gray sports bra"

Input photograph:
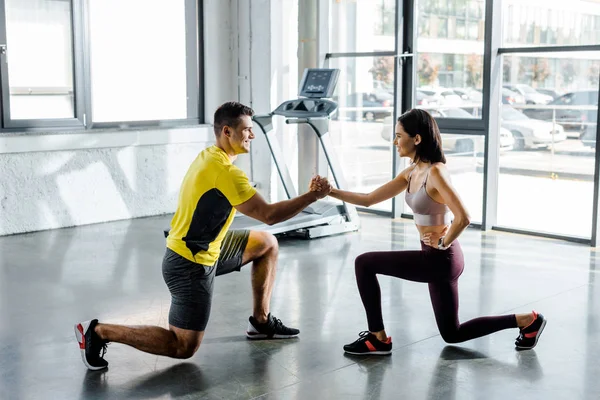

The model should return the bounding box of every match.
[405,166,452,226]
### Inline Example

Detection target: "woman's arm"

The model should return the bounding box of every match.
[424,164,471,247]
[327,167,412,207]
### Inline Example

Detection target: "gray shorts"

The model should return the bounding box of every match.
[162,230,250,331]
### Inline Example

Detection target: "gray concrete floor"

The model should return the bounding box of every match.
[0,213,598,399]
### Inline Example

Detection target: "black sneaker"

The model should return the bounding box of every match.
[246,313,299,339]
[515,311,547,350]
[343,331,392,356]
[74,319,109,370]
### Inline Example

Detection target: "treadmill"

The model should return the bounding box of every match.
[229,68,360,239]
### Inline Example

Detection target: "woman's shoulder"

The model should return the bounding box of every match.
[429,162,449,178]
[399,164,417,176]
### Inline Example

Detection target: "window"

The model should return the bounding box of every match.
[4,0,75,121]
[328,56,395,212]
[330,0,396,53]
[0,0,202,130]
[416,0,485,119]
[89,0,190,123]
[498,53,600,238]
[502,0,600,47]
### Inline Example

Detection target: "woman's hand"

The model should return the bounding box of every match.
[422,226,449,249]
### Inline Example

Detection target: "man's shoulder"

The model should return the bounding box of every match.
[198,147,230,169]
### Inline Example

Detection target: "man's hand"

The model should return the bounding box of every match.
[309,175,332,199]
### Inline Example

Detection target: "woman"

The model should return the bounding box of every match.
[313,109,546,355]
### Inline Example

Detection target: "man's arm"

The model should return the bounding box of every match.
[235,191,322,226]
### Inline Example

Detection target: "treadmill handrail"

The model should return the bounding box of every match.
[252,114,298,199]
[285,118,308,124]
[256,112,359,225]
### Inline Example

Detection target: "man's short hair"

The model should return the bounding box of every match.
[213,102,254,135]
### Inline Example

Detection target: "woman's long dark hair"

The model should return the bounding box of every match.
[398,109,446,164]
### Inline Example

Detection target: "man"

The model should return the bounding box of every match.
[75,101,331,370]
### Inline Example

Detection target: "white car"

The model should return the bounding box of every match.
[379,113,514,154]
[503,84,553,105]
[418,87,463,106]
[501,106,566,150]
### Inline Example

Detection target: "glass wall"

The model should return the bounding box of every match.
[415,0,486,119]
[330,0,396,53]
[497,53,599,238]
[329,56,395,212]
[327,0,397,212]
[503,0,600,47]
[323,0,600,242]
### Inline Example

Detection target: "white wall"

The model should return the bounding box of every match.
[0,127,213,236]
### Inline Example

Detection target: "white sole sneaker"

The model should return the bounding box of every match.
[74,321,107,371]
[245,331,299,340]
[246,317,300,340]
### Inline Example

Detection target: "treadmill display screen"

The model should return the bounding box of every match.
[299,68,339,98]
[303,71,332,94]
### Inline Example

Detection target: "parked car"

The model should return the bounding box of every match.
[416,89,439,106]
[501,105,566,150]
[418,87,463,105]
[502,88,526,105]
[522,90,598,135]
[535,88,563,100]
[332,93,392,122]
[429,107,475,119]
[503,84,553,104]
[581,123,597,149]
[369,80,394,103]
[453,88,483,103]
[379,112,514,154]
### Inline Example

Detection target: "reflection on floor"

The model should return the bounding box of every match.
[0,213,598,399]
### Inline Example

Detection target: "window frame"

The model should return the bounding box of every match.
[0,0,204,132]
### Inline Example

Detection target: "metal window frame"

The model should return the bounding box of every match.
[486,6,600,245]
[499,44,600,54]
[0,0,85,129]
[0,0,204,132]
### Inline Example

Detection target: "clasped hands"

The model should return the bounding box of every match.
[309,175,332,199]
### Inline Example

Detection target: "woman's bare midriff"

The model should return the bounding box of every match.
[416,224,449,241]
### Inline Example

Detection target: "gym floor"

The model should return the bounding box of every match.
[0,213,597,399]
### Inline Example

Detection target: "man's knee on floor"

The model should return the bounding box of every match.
[172,340,200,359]
[168,332,201,359]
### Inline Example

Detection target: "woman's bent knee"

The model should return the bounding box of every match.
[440,330,462,344]
[355,253,377,274]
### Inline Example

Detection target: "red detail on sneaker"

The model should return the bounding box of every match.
[384,337,392,344]
[77,324,85,349]
[522,311,538,330]
[365,340,376,352]
[524,331,538,339]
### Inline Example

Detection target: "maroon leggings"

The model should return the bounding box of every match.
[355,241,517,343]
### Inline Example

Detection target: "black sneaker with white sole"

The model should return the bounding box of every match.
[515,310,547,350]
[343,331,392,356]
[74,319,108,370]
[246,313,299,339]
